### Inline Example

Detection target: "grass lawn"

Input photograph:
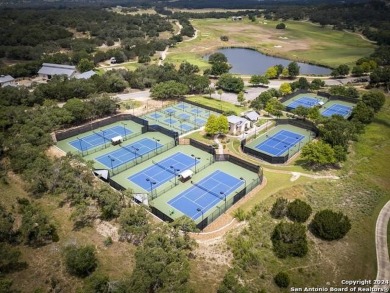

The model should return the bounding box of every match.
[186,95,247,115]
[184,130,215,145]
[118,99,142,111]
[167,18,375,70]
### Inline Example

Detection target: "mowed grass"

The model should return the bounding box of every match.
[167,17,375,69]
[186,95,247,114]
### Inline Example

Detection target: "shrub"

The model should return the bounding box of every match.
[271,222,308,258]
[310,210,351,240]
[270,198,288,219]
[274,272,290,288]
[64,245,97,277]
[276,23,286,29]
[287,199,312,223]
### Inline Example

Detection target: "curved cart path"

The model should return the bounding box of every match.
[372,200,390,292]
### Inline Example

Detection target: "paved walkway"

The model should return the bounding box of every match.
[372,200,390,292]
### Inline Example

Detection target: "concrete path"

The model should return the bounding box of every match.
[372,200,390,292]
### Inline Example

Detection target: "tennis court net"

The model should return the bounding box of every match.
[152,160,176,175]
[192,182,224,200]
[120,144,137,155]
[93,130,108,141]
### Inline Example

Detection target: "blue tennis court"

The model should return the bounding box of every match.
[95,138,161,169]
[168,170,244,220]
[175,102,189,110]
[150,113,162,119]
[69,125,133,151]
[163,118,177,125]
[164,109,176,115]
[128,152,197,191]
[322,104,352,118]
[181,124,193,131]
[288,97,320,109]
[193,118,205,125]
[191,108,203,115]
[178,113,191,120]
[255,130,305,156]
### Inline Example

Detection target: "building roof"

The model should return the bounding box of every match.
[0,75,15,84]
[75,70,96,80]
[227,115,249,125]
[245,111,260,121]
[38,63,77,77]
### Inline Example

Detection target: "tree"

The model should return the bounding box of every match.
[361,90,386,112]
[178,62,199,75]
[150,81,189,99]
[64,98,91,122]
[279,82,292,95]
[329,86,359,99]
[19,201,59,246]
[77,58,94,73]
[301,141,336,166]
[287,199,312,223]
[216,74,244,93]
[218,269,250,293]
[310,210,351,240]
[319,116,358,147]
[274,272,290,288]
[0,204,14,243]
[271,222,308,258]
[205,114,219,136]
[0,243,27,274]
[293,106,310,119]
[217,115,229,134]
[64,245,97,277]
[210,62,231,76]
[310,78,325,90]
[270,198,288,219]
[237,91,245,106]
[288,61,300,78]
[351,101,375,124]
[276,23,286,29]
[208,52,228,64]
[84,273,110,293]
[119,206,150,245]
[249,75,269,87]
[265,97,285,116]
[220,35,229,41]
[352,65,364,76]
[307,107,320,120]
[265,66,278,79]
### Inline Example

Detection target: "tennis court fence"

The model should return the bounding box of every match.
[55,114,149,141]
[79,131,142,157]
[181,98,224,114]
[148,124,179,144]
[109,141,176,176]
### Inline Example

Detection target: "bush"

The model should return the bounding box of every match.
[310,210,351,240]
[276,23,286,29]
[270,198,288,219]
[271,222,308,258]
[287,199,312,223]
[233,208,247,221]
[274,272,290,288]
[64,245,98,277]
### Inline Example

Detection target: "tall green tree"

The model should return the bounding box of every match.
[361,90,386,112]
[288,61,300,78]
[310,210,351,240]
[216,74,244,93]
[150,81,189,99]
[205,114,219,136]
[301,141,336,166]
[271,222,308,258]
[217,115,229,134]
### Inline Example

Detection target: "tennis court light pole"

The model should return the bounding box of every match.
[77,137,84,156]
[121,122,127,138]
[146,178,157,199]
[108,155,115,173]
[131,146,139,163]
[191,154,201,173]
[220,191,226,212]
[170,166,180,185]
[153,137,160,153]
[197,207,204,230]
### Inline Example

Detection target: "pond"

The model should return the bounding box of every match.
[204,48,332,75]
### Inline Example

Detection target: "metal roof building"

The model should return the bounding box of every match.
[38,63,77,79]
[75,70,97,80]
[0,75,15,87]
